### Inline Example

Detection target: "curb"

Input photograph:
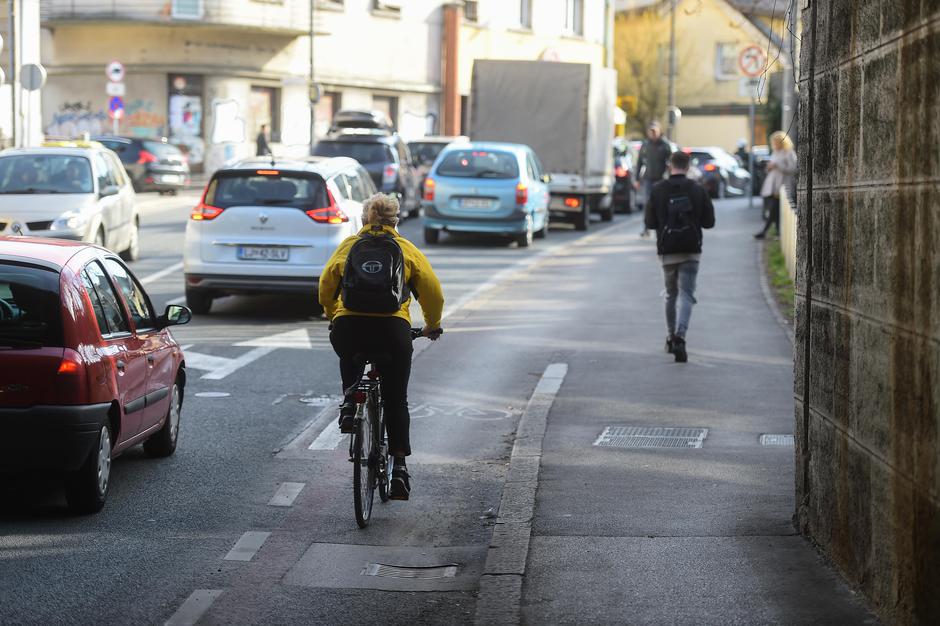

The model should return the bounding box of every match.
[756,240,795,345]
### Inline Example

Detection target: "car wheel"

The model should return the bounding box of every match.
[515,221,533,248]
[65,423,112,514]
[600,203,614,222]
[186,287,213,315]
[424,227,440,245]
[144,380,182,458]
[120,217,140,262]
[574,200,589,231]
[718,179,727,199]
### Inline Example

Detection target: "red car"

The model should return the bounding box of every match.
[0,237,190,513]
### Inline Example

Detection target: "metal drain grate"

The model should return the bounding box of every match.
[759,434,795,446]
[361,563,459,579]
[594,426,708,449]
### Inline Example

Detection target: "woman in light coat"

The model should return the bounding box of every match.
[754,131,797,239]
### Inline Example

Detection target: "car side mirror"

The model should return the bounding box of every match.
[160,304,192,328]
[541,174,552,184]
[99,184,120,198]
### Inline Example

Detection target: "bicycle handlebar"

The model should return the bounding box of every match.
[411,328,443,340]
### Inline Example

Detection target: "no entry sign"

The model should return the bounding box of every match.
[738,45,767,78]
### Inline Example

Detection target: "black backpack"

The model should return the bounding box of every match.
[339,232,409,313]
[659,186,701,254]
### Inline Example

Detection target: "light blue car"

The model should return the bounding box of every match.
[420,142,550,247]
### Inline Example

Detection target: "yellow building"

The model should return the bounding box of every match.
[614,0,792,151]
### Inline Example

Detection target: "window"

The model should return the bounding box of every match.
[372,95,398,130]
[206,172,330,210]
[249,86,281,143]
[343,170,371,202]
[519,0,532,29]
[314,91,342,139]
[464,0,479,22]
[82,262,129,336]
[564,0,583,36]
[373,0,401,13]
[526,153,540,180]
[94,153,117,191]
[0,262,63,348]
[312,141,394,165]
[105,153,127,188]
[172,0,204,19]
[0,155,93,194]
[437,149,520,179]
[716,43,739,80]
[357,166,377,196]
[103,258,155,331]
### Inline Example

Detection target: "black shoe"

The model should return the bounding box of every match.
[390,466,411,501]
[754,232,766,240]
[338,403,356,434]
[672,337,688,363]
[665,334,675,354]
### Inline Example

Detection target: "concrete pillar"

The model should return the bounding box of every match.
[441,2,461,136]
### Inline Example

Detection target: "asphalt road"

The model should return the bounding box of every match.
[0,189,635,625]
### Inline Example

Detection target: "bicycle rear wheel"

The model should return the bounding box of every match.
[375,401,390,503]
[353,403,375,528]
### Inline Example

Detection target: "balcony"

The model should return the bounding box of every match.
[41,0,313,35]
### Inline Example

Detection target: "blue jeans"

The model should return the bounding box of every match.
[663,261,699,338]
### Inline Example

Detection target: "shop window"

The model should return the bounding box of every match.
[172,0,203,19]
[249,86,282,143]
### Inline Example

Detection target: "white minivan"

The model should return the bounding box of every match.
[183,157,375,314]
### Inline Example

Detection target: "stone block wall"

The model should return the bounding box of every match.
[794,2,939,624]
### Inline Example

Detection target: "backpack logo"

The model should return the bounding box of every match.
[361,260,383,274]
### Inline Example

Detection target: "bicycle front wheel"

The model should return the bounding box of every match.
[353,403,375,528]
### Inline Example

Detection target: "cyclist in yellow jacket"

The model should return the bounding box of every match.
[319,193,444,500]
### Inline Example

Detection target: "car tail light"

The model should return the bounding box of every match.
[57,353,82,375]
[564,196,581,208]
[615,166,628,178]
[137,150,158,164]
[191,201,224,221]
[424,178,435,201]
[382,163,399,186]
[306,189,348,224]
[703,163,718,172]
[515,183,528,207]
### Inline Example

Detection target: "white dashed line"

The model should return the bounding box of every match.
[309,419,348,451]
[139,261,184,285]
[223,531,271,562]
[268,482,305,507]
[164,589,224,626]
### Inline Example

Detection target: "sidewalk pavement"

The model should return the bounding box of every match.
[517,199,877,624]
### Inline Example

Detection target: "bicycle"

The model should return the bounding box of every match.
[347,327,442,528]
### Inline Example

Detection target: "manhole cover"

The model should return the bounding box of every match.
[759,434,794,446]
[594,426,708,449]
[362,563,458,579]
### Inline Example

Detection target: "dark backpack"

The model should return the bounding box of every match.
[659,187,701,254]
[339,233,409,313]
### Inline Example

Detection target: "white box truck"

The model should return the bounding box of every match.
[469,60,617,230]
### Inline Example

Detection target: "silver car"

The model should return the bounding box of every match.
[0,145,139,260]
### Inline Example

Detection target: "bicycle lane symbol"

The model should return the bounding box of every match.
[409,403,513,422]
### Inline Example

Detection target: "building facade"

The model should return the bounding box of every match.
[1,1,44,148]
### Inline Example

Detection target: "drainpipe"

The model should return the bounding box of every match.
[442,2,461,136]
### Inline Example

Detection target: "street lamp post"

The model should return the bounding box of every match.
[666,0,676,141]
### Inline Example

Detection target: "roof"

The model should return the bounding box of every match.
[408,136,469,144]
[0,236,90,269]
[442,141,532,154]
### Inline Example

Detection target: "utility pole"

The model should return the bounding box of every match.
[666,0,676,140]
[308,0,316,154]
[8,0,15,147]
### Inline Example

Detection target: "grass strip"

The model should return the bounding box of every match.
[764,231,795,324]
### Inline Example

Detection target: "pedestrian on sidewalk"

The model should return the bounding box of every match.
[256,123,272,157]
[634,121,673,237]
[754,131,796,239]
[645,151,715,363]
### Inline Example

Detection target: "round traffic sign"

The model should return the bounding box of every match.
[738,45,767,78]
[20,63,46,91]
[108,95,124,120]
[106,60,125,83]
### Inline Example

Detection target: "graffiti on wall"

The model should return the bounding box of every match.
[169,95,204,165]
[47,101,107,137]
[125,99,166,137]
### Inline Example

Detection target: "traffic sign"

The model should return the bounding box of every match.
[108,96,124,120]
[20,63,47,91]
[106,82,126,97]
[739,77,761,98]
[106,60,125,83]
[738,45,767,78]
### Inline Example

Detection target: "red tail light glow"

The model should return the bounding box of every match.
[515,183,528,206]
[137,150,158,164]
[424,178,435,201]
[256,169,279,176]
[382,163,399,185]
[306,189,348,224]
[57,357,81,375]
[703,163,718,172]
[564,197,581,208]
[191,201,224,221]
[615,167,628,178]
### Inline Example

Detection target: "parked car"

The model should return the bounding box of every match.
[0,145,140,260]
[93,136,190,195]
[183,156,374,314]
[421,142,550,247]
[409,136,468,201]
[313,110,420,217]
[0,237,191,513]
[686,147,752,198]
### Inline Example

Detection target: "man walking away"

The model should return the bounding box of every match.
[256,123,272,157]
[634,121,673,237]
[644,151,715,363]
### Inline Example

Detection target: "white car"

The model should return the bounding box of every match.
[0,145,139,259]
[183,157,375,314]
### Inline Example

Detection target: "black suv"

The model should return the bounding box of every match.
[311,110,420,217]
[93,136,190,194]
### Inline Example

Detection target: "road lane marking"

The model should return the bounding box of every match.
[139,261,184,285]
[475,362,568,626]
[223,531,271,562]
[164,589,224,626]
[268,482,305,507]
[182,351,233,372]
[309,418,348,451]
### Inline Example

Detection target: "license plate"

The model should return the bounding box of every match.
[237,246,289,261]
[462,198,494,209]
[161,174,182,183]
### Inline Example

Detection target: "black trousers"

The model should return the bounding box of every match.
[330,315,413,457]
[759,195,780,235]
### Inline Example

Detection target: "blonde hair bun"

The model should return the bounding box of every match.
[362,193,400,227]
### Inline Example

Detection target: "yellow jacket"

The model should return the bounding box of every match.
[319,224,444,328]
